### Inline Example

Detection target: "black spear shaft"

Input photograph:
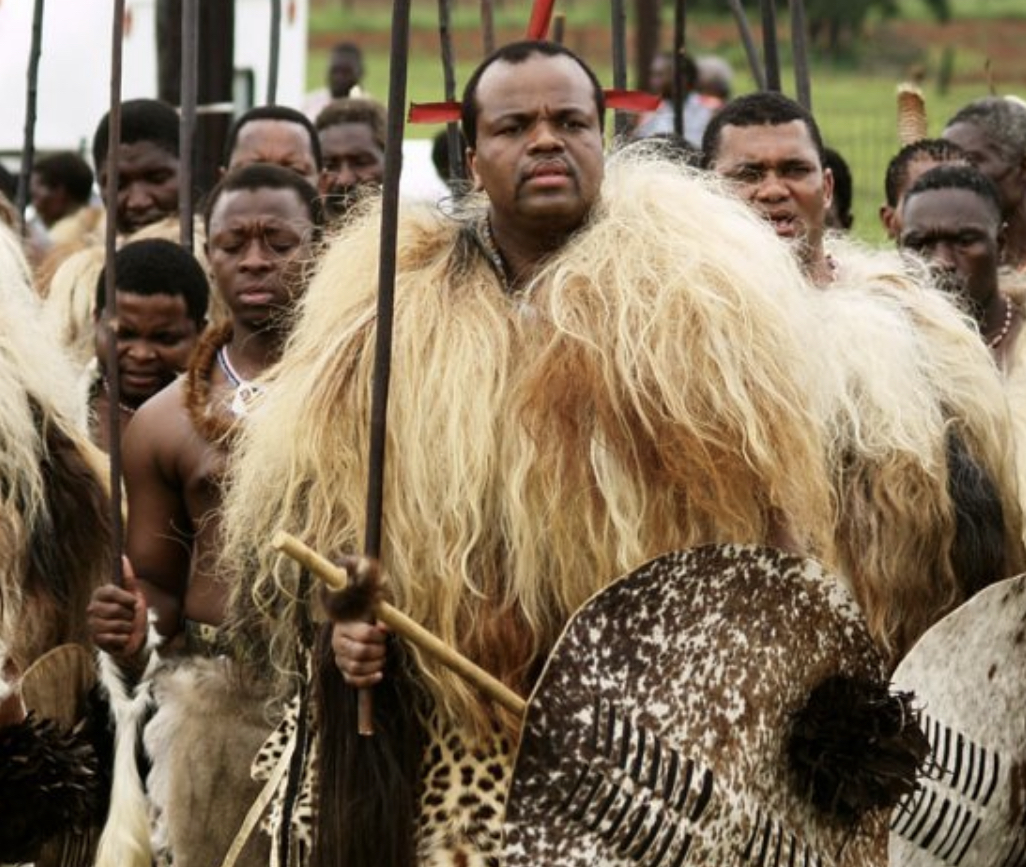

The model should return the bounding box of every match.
[179,0,198,252]
[104,0,127,588]
[17,0,46,236]
[790,0,812,110]
[481,0,496,56]
[611,0,629,139]
[760,0,781,92]
[552,12,566,44]
[726,0,767,91]
[437,0,463,181]
[360,0,413,736]
[267,0,282,105]
[672,0,686,140]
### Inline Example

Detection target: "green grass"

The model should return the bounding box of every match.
[307,4,1024,245]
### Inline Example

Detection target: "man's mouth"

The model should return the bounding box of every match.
[523,161,573,189]
[765,211,798,237]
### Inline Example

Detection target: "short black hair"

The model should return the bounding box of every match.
[0,163,16,202]
[315,98,387,150]
[33,152,95,205]
[431,127,468,184]
[903,163,1003,221]
[95,238,209,325]
[222,105,323,171]
[332,42,363,60]
[883,138,968,207]
[945,96,1026,165]
[823,146,853,228]
[203,162,325,241]
[701,91,826,168]
[461,40,606,149]
[92,99,180,172]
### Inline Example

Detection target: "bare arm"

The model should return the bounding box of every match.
[122,383,194,641]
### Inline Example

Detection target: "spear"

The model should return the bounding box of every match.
[16,0,46,236]
[267,0,282,105]
[437,0,463,181]
[481,0,496,56]
[671,0,686,140]
[790,0,812,110]
[760,0,781,93]
[179,0,198,252]
[611,0,629,138]
[552,12,566,44]
[726,0,767,91]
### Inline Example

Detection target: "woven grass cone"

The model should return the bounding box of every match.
[897,84,927,145]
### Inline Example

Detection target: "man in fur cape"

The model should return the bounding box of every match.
[215,42,885,867]
[0,223,113,866]
[703,91,1025,666]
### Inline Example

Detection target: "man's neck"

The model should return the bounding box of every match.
[488,211,575,288]
[804,245,835,288]
[227,320,286,381]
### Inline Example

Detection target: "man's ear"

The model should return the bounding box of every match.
[879,204,897,240]
[465,148,484,192]
[821,166,835,211]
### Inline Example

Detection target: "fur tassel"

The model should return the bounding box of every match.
[787,674,930,822]
[93,625,162,867]
[0,713,101,862]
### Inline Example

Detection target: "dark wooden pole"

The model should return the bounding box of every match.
[725,0,766,91]
[611,0,629,138]
[790,0,812,110]
[481,0,496,56]
[761,0,782,92]
[179,0,198,252]
[104,0,127,588]
[267,0,282,105]
[437,0,463,181]
[672,0,686,139]
[17,0,46,235]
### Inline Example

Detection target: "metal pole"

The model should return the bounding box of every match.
[672,0,686,140]
[17,0,46,236]
[437,0,463,181]
[790,0,812,110]
[760,0,781,92]
[267,0,282,105]
[179,0,198,252]
[104,0,128,587]
[611,0,629,139]
[726,0,767,91]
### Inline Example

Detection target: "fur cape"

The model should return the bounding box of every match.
[819,238,1024,664]
[220,152,843,739]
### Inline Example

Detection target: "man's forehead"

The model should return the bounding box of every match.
[716,120,819,163]
[475,54,595,113]
[211,187,309,225]
[904,187,999,226]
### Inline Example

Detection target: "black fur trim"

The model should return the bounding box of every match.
[0,713,102,862]
[788,675,930,822]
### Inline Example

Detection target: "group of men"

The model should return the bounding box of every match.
[1,35,1024,867]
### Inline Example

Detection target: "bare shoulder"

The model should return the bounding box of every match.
[124,379,200,471]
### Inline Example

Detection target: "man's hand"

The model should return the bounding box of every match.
[331,620,388,688]
[86,556,148,658]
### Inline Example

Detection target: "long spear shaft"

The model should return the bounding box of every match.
[361,0,413,736]
[760,0,781,92]
[726,0,767,91]
[17,0,46,236]
[790,0,812,110]
[179,0,198,252]
[437,0,463,181]
[104,0,127,588]
[267,0,282,105]
[672,0,686,140]
[481,0,495,56]
[611,0,629,138]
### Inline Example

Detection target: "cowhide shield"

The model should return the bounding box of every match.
[889,574,1026,867]
[504,545,890,867]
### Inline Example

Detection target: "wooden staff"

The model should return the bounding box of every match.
[481,0,496,57]
[267,0,282,105]
[104,0,128,587]
[611,0,629,139]
[726,0,767,91]
[671,0,686,140]
[437,0,463,181]
[360,0,413,737]
[275,533,527,717]
[552,12,566,44]
[16,0,46,236]
[760,0,781,92]
[790,0,812,110]
[179,0,198,252]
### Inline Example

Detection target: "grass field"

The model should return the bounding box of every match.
[306,1,1026,245]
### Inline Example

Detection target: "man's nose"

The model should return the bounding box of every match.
[527,120,565,151]
[753,172,787,201]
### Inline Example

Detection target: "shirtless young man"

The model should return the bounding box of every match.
[87,163,323,656]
